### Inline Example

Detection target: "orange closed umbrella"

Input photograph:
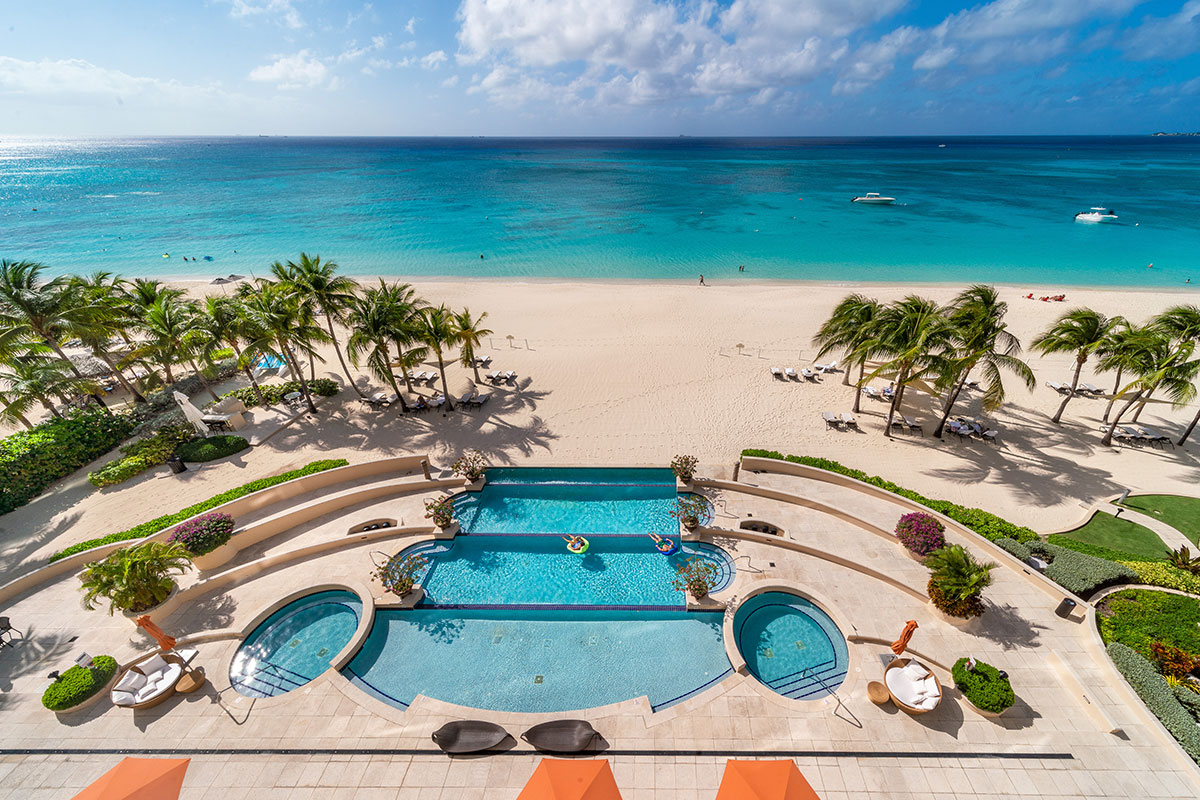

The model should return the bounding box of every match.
[890,620,918,656]
[715,760,820,800]
[136,615,177,652]
[73,757,190,800]
[517,759,622,800]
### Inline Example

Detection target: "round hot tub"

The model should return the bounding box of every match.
[733,591,849,700]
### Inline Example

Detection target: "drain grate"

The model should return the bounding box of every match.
[533,675,544,684]
[316,648,329,658]
[288,639,300,648]
[763,648,775,659]
[794,640,806,651]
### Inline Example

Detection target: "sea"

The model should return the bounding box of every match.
[1,136,1198,288]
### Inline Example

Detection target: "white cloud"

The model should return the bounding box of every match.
[337,35,388,64]
[249,50,329,89]
[0,56,231,106]
[441,75,460,88]
[227,0,304,30]
[405,16,417,35]
[421,50,449,70]
[1123,0,1200,60]
[834,26,920,95]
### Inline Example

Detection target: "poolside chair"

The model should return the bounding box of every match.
[770,366,783,380]
[822,412,841,429]
[111,652,187,710]
[861,386,880,400]
[884,657,942,714]
[801,368,816,381]
[981,429,998,444]
[903,415,923,435]
[521,720,601,753]
[841,412,858,429]
[431,721,511,754]
[784,367,798,380]
[813,362,829,373]
[0,617,16,648]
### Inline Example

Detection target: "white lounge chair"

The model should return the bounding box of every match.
[1079,383,1102,395]
[487,370,502,383]
[861,386,880,400]
[964,377,980,388]
[903,415,923,435]
[884,658,942,714]
[1046,381,1072,394]
[841,412,858,428]
[784,367,798,380]
[825,360,839,373]
[822,412,841,429]
[111,652,187,710]
[813,363,829,373]
[981,429,998,444]
[770,366,783,379]
[801,368,816,380]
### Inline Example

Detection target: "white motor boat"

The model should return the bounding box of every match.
[852,192,896,205]
[1075,207,1118,223]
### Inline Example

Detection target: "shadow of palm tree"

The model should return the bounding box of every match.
[0,626,80,691]
[973,602,1049,650]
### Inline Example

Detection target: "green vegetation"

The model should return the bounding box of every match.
[1107,642,1200,765]
[995,538,1136,597]
[1098,589,1200,661]
[1054,512,1169,561]
[41,655,118,711]
[48,458,348,562]
[79,541,191,614]
[169,512,236,557]
[1120,494,1200,545]
[741,450,1039,543]
[1045,534,1149,564]
[951,658,1015,713]
[1119,560,1200,594]
[0,412,134,514]
[87,423,195,488]
[176,435,249,462]
[925,544,995,618]
[221,377,339,408]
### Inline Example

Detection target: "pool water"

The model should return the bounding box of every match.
[404,536,734,608]
[343,608,733,712]
[733,592,849,700]
[255,354,286,370]
[230,590,362,698]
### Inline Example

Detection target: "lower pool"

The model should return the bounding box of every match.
[733,592,849,701]
[343,608,733,712]
[230,590,362,698]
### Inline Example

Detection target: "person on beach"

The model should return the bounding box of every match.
[699,274,706,286]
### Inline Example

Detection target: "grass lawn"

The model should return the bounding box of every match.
[1057,511,1170,561]
[1120,494,1200,546]
[1098,589,1200,661]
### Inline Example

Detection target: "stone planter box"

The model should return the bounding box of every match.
[52,670,119,718]
[120,582,182,625]
[464,475,486,492]
[930,604,983,632]
[962,695,1009,718]
[434,522,460,540]
[676,477,695,492]
[191,538,239,571]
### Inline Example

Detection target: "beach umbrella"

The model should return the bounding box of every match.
[714,760,819,800]
[890,620,919,656]
[516,759,622,800]
[210,277,231,285]
[173,391,209,438]
[135,615,177,652]
[73,757,190,800]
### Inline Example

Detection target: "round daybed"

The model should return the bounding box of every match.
[883,657,943,714]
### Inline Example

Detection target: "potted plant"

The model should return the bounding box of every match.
[673,558,719,600]
[452,450,489,489]
[373,553,428,598]
[169,511,236,559]
[895,512,946,561]
[924,545,996,621]
[671,494,710,532]
[79,541,192,617]
[41,655,119,715]
[671,454,699,486]
[952,657,1015,717]
[424,497,456,529]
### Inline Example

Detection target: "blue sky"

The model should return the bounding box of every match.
[2,0,1198,135]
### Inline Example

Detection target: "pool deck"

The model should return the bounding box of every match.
[0,460,1196,799]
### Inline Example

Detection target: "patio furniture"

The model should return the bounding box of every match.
[981,429,998,444]
[840,412,858,429]
[861,386,880,400]
[75,757,191,800]
[458,391,477,406]
[888,417,906,434]
[0,616,16,648]
[801,368,816,381]
[883,657,942,714]
[716,760,820,800]
[770,366,783,379]
[867,681,891,705]
[813,363,829,373]
[471,392,492,409]
[502,370,518,382]
[175,667,206,694]
[521,720,601,753]
[431,720,511,754]
[1079,383,1103,395]
[201,415,230,433]
[822,412,841,429]
[903,415,923,435]
[111,652,191,710]
[784,367,798,380]
[283,392,304,409]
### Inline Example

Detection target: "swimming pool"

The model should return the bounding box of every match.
[256,353,286,370]
[343,608,733,712]
[402,536,734,608]
[230,590,362,698]
[733,591,849,701]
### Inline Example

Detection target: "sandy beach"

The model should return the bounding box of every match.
[3,278,1198,573]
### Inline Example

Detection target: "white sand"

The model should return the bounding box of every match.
[3,279,1198,573]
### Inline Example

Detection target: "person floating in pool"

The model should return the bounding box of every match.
[563,535,589,554]
[647,532,678,555]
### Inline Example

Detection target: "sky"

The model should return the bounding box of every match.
[1,0,1198,136]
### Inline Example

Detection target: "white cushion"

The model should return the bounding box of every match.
[111,690,136,707]
[921,676,939,695]
[134,685,164,703]
[115,671,147,693]
[157,664,183,687]
[885,671,925,707]
[901,662,929,681]
[140,653,169,675]
[916,695,940,710]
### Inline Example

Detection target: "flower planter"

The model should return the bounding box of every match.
[902,547,930,564]
[464,475,486,492]
[962,695,1008,718]
[931,604,983,632]
[51,670,119,718]
[434,522,460,540]
[676,477,694,492]
[191,538,239,572]
[120,582,182,626]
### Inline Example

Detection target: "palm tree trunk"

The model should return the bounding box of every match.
[883,368,907,437]
[187,357,220,402]
[1178,406,1200,446]
[933,376,969,438]
[325,311,362,398]
[1130,390,1153,423]
[851,360,866,413]
[230,341,267,407]
[96,352,146,404]
[45,337,108,412]
[842,359,852,386]
[162,361,175,386]
[40,396,62,419]
[1103,368,1123,423]
[378,339,409,412]
[435,352,454,411]
[1051,356,1084,423]
[1101,390,1143,447]
[283,340,318,414]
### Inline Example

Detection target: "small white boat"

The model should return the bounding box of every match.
[852,192,896,205]
[1075,207,1118,223]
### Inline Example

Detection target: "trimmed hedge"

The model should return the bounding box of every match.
[176,435,249,462]
[1107,642,1200,765]
[87,424,196,488]
[1174,684,1200,722]
[41,655,118,711]
[995,537,1031,560]
[49,459,349,562]
[1047,534,1150,565]
[952,657,1015,713]
[0,412,134,515]
[741,450,1039,543]
[1027,541,1136,597]
[1119,560,1200,594]
[221,378,339,409]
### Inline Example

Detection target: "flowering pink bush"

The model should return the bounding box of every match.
[895,512,946,557]
[169,512,235,556]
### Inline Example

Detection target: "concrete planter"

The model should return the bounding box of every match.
[464,475,486,492]
[191,538,239,571]
[962,695,1008,718]
[931,603,983,632]
[675,477,695,492]
[120,582,182,625]
[903,547,931,565]
[51,669,119,718]
[434,522,460,540]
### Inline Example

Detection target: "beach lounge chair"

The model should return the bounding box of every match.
[822,412,841,429]
[521,720,601,753]
[471,392,491,409]
[813,363,829,373]
[431,721,511,754]
[981,429,998,444]
[841,412,858,429]
[784,367,798,380]
[903,415,923,435]
[458,391,477,406]
[486,370,502,383]
[861,386,880,400]
[474,355,492,367]
[884,657,942,714]
[889,417,906,434]
[770,366,783,379]
[825,360,839,373]
[964,377,980,388]
[1046,381,1072,394]
[503,370,517,383]
[801,368,816,381]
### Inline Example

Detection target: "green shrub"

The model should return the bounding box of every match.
[1047,534,1149,564]
[41,655,118,711]
[1098,589,1200,661]
[0,411,134,515]
[740,450,1040,543]
[1107,642,1200,765]
[49,459,349,562]
[995,537,1031,561]
[1173,684,1200,722]
[176,435,249,462]
[952,657,1015,713]
[87,424,196,488]
[1026,541,1136,597]
[1120,560,1200,594]
[220,378,339,409]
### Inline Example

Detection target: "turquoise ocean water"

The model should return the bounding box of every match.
[1,136,1198,287]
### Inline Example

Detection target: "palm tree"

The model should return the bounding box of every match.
[379,282,428,395]
[1100,332,1199,447]
[1151,305,1200,445]
[79,541,192,615]
[0,349,95,422]
[138,295,194,387]
[455,308,494,383]
[238,282,330,414]
[1094,318,1133,423]
[813,294,881,412]
[271,254,362,397]
[931,285,1034,438]
[411,304,462,411]
[345,282,409,411]
[200,296,267,407]
[72,272,148,404]
[1031,308,1114,423]
[854,296,954,436]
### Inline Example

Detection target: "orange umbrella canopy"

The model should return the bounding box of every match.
[715,760,820,800]
[136,615,177,652]
[73,757,190,800]
[890,620,919,656]
[517,759,623,800]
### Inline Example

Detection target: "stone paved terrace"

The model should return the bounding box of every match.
[0,458,1196,799]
